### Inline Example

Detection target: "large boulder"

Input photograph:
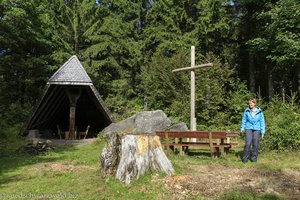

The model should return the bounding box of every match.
[100,110,187,184]
[102,110,187,138]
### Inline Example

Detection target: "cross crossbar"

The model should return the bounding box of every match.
[172,63,213,73]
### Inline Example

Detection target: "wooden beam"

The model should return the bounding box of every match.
[190,46,196,132]
[65,87,82,139]
[172,63,213,73]
[156,131,238,139]
[28,85,57,128]
[32,86,65,127]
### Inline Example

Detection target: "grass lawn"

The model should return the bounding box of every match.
[0,137,299,200]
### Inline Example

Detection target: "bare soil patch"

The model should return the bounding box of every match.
[30,162,96,173]
[162,164,300,200]
[50,138,97,146]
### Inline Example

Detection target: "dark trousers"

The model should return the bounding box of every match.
[242,130,260,162]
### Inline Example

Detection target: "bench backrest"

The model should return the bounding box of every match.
[156,131,237,139]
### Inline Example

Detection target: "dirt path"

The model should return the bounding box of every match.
[162,163,300,200]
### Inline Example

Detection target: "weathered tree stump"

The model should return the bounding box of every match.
[117,134,173,184]
[100,110,187,184]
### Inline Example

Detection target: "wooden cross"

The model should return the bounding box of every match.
[172,46,213,132]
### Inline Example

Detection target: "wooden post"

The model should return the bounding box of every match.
[69,104,76,139]
[209,132,214,157]
[166,132,170,155]
[191,46,196,132]
[65,87,82,140]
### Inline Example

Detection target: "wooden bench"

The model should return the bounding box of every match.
[156,131,238,157]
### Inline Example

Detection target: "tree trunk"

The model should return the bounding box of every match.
[101,134,174,184]
[249,53,255,93]
[297,62,300,97]
[267,64,274,101]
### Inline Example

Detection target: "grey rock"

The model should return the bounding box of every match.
[102,110,188,138]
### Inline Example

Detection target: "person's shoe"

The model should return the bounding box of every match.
[242,160,248,163]
[251,159,257,162]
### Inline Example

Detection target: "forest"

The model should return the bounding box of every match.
[0,0,299,150]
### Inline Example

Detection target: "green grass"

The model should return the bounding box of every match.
[168,145,300,174]
[0,139,170,200]
[0,137,299,200]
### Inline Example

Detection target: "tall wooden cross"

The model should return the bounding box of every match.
[172,46,213,132]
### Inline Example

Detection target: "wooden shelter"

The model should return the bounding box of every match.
[22,55,113,139]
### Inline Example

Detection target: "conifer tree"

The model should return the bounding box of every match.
[0,0,56,125]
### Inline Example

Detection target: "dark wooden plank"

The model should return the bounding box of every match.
[156,131,238,139]
[226,132,239,137]
[156,131,227,139]
[161,143,231,147]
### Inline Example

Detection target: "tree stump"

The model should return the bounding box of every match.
[101,133,174,184]
[100,110,187,184]
[120,134,174,183]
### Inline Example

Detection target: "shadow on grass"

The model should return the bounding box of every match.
[235,150,244,160]
[187,151,212,157]
[0,141,84,187]
[174,148,244,160]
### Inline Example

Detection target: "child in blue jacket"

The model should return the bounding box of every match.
[240,98,266,163]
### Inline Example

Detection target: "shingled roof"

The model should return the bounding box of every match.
[48,55,92,85]
[22,55,113,137]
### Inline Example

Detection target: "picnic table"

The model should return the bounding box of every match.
[156,131,239,157]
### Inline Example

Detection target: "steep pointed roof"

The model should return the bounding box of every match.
[48,55,92,85]
[22,55,113,137]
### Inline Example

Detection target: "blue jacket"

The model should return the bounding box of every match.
[240,107,266,134]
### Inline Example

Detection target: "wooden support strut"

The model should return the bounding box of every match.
[166,132,170,155]
[65,87,82,140]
